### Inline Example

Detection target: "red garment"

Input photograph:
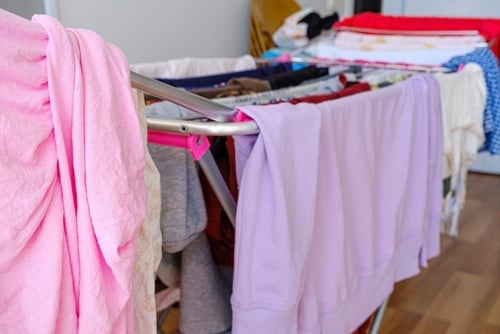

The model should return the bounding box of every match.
[286,82,371,104]
[334,12,500,40]
[490,35,500,60]
[200,136,238,268]
[333,12,500,60]
[352,316,372,334]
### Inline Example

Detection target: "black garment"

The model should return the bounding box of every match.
[299,11,339,39]
[264,65,329,90]
[155,63,293,89]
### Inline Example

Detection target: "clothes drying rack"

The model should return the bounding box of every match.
[131,71,258,227]
[130,70,390,334]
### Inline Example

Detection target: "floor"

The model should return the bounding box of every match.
[160,172,500,334]
[159,306,179,334]
[379,172,500,334]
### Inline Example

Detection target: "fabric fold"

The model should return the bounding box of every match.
[231,74,443,334]
[0,9,147,333]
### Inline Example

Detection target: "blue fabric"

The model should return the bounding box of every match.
[261,48,308,71]
[155,63,293,90]
[443,48,500,154]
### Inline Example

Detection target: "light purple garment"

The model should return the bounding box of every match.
[231,74,443,334]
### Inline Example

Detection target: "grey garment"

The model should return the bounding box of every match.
[148,143,207,253]
[147,100,231,333]
[146,101,208,253]
[212,75,345,108]
[215,329,231,334]
[157,251,182,288]
[179,233,232,334]
[217,265,234,288]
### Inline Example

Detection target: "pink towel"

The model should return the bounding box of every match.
[0,9,147,333]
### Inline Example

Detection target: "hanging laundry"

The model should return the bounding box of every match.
[436,63,487,235]
[443,47,500,155]
[231,74,443,334]
[155,63,293,90]
[0,9,147,333]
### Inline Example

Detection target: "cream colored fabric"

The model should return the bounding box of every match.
[435,64,486,236]
[132,89,163,334]
[333,31,486,51]
[272,7,314,49]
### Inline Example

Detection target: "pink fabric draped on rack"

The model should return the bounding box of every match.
[0,9,147,333]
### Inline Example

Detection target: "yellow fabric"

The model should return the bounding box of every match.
[249,0,301,57]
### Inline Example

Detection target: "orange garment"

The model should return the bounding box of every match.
[249,0,301,57]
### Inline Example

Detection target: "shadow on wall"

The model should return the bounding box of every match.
[0,0,45,19]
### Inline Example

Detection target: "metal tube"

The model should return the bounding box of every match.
[197,151,237,227]
[146,117,259,136]
[369,296,390,334]
[130,71,235,122]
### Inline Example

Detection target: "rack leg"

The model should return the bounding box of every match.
[369,296,390,334]
[197,151,237,227]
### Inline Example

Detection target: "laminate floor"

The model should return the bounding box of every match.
[379,172,500,334]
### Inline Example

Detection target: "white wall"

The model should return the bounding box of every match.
[57,0,334,64]
[382,0,404,15]
[58,0,250,64]
[322,0,354,18]
[297,0,335,16]
[0,0,44,19]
